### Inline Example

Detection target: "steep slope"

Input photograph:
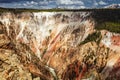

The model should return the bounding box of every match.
[0,10,120,80]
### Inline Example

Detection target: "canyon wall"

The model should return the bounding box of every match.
[0,11,120,80]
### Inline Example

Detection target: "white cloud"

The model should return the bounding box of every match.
[39,1,48,5]
[57,0,84,5]
[58,5,86,9]
[93,0,98,6]
[0,0,118,9]
[20,1,39,8]
[23,3,28,6]
[99,1,107,5]
[26,1,38,5]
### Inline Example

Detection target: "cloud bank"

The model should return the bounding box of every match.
[0,0,119,9]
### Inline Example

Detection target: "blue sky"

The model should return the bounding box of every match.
[0,0,120,9]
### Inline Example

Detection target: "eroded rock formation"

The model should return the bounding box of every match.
[0,11,120,80]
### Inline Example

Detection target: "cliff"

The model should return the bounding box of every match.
[0,10,120,80]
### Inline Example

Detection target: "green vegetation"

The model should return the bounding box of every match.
[0,7,90,13]
[95,21,120,33]
[92,9,120,33]
[0,7,120,13]
[80,31,102,45]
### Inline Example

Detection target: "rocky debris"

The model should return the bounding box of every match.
[0,23,54,80]
[107,57,120,79]
[60,42,110,80]
[101,30,120,52]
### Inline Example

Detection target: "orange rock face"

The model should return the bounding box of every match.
[111,35,120,46]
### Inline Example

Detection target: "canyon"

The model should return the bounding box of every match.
[0,10,120,80]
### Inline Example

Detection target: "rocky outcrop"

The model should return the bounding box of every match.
[0,11,120,80]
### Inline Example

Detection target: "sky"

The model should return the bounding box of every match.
[0,0,120,9]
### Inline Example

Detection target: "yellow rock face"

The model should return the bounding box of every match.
[0,12,120,80]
